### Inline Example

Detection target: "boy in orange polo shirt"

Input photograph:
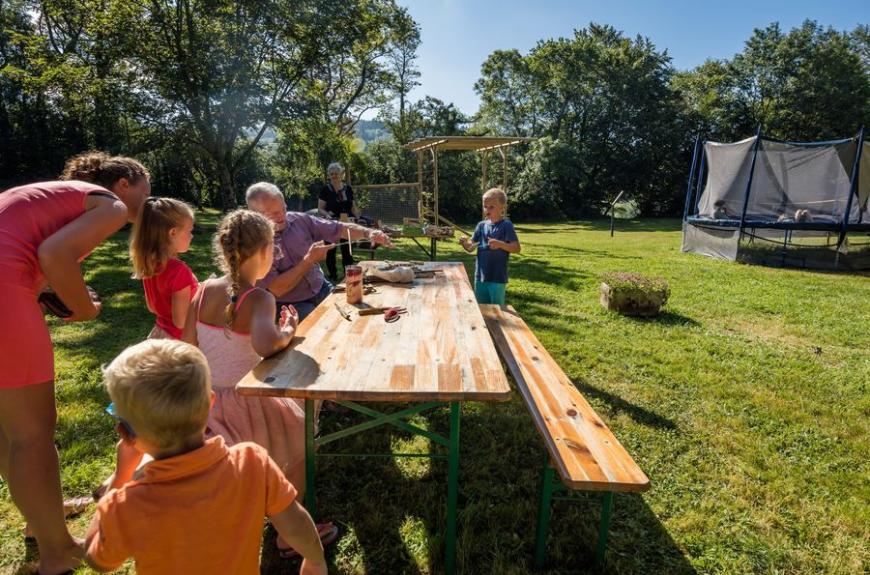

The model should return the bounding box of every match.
[84,339,327,575]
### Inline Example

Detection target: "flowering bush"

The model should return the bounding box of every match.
[600,272,670,316]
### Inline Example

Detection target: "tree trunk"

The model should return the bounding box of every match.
[216,163,237,211]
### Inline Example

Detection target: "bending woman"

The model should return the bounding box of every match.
[0,152,150,574]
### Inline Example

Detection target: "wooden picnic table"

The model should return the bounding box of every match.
[236,261,510,574]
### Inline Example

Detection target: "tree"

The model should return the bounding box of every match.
[475,24,685,216]
[385,18,421,144]
[269,2,420,204]
[678,21,870,142]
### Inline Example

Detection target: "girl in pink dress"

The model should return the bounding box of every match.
[181,209,336,557]
[0,151,150,574]
[129,197,198,339]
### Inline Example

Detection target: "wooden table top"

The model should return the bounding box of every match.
[236,262,511,402]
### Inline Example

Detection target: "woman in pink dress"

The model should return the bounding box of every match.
[0,151,150,574]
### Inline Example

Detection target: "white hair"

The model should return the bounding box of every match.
[327,162,344,176]
[245,182,284,205]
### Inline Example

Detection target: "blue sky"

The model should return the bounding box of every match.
[398,0,868,116]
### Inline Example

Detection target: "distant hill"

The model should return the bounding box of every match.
[244,126,277,145]
[355,119,391,144]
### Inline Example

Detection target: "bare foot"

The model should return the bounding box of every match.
[36,537,85,575]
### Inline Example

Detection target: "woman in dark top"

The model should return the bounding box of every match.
[318,162,358,281]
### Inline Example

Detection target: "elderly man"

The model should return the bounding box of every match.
[246,182,393,320]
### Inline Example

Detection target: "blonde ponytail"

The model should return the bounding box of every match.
[130,197,195,279]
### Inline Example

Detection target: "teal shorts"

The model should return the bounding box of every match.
[474,281,506,305]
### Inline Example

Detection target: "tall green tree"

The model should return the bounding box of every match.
[475,24,685,216]
[268,2,420,203]
[677,21,870,141]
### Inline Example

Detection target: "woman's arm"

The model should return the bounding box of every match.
[38,199,128,321]
[316,199,332,219]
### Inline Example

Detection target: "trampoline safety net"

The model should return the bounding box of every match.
[683,133,870,270]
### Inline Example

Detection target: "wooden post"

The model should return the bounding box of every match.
[499,147,507,193]
[481,150,489,192]
[432,146,439,261]
[433,147,440,226]
[417,150,424,220]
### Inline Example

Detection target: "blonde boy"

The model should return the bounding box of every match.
[459,188,521,305]
[85,339,326,575]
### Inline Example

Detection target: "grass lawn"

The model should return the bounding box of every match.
[1,215,867,574]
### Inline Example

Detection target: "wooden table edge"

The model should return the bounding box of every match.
[559,477,651,493]
[235,384,513,403]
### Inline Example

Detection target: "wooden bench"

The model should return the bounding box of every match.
[481,304,650,568]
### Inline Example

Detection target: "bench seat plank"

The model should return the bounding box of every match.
[481,305,650,492]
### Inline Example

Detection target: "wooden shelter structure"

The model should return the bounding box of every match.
[402,136,534,259]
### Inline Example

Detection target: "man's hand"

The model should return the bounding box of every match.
[368,230,394,249]
[302,241,336,265]
[487,239,506,251]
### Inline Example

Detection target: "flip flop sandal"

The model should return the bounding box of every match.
[277,522,340,559]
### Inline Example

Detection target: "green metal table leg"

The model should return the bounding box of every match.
[444,402,460,575]
[594,492,614,566]
[304,399,316,516]
[534,461,557,569]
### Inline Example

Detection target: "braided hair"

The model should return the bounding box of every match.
[213,209,274,328]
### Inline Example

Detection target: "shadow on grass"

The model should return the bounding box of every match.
[260,404,443,575]
[572,379,678,432]
[510,256,591,287]
[517,219,683,234]
[523,244,643,261]
[625,310,701,328]
[259,396,694,574]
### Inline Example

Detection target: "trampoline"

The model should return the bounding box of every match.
[682,128,870,270]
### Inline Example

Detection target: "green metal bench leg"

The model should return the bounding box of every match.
[304,399,316,516]
[445,402,460,575]
[534,461,557,569]
[594,492,614,566]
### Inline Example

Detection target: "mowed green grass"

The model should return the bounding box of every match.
[1,215,867,574]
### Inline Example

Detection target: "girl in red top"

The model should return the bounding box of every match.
[0,151,150,574]
[130,198,198,339]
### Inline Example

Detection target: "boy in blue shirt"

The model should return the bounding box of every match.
[459,188,521,305]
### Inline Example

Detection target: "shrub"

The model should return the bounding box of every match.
[600,272,670,316]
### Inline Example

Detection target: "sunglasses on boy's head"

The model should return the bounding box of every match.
[106,403,136,438]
